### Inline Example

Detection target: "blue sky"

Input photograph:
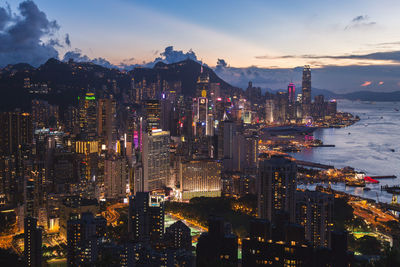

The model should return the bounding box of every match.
[12,0,400,68]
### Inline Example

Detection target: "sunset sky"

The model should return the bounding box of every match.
[13,0,400,68]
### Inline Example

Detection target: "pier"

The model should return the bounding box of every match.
[295,160,334,169]
[381,185,400,194]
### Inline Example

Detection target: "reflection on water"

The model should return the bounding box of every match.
[292,100,400,203]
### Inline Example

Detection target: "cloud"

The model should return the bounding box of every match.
[361,81,372,87]
[255,50,400,63]
[62,49,116,69]
[153,46,199,65]
[345,15,376,30]
[65,33,71,46]
[0,0,60,67]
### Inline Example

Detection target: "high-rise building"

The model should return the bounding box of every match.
[0,112,32,156]
[257,155,297,223]
[302,65,312,118]
[196,216,238,267]
[128,192,165,243]
[24,217,42,267]
[265,99,274,124]
[144,100,161,132]
[67,212,106,266]
[142,130,170,191]
[296,190,334,248]
[179,159,221,200]
[242,219,314,267]
[165,220,192,250]
[79,92,97,140]
[287,82,296,105]
[31,99,59,128]
[196,66,210,98]
[104,155,129,200]
[97,97,117,149]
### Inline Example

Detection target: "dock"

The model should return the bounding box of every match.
[370,175,397,179]
[295,160,334,169]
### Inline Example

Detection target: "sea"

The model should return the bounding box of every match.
[291,100,400,203]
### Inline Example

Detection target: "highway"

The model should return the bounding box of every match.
[102,202,128,225]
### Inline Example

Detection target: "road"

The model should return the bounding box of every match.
[102,203,128,225]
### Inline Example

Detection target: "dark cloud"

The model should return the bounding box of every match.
[215,58,228,71]
[65,33,71,46]
[0,0,60,67]
[345,15,376,30]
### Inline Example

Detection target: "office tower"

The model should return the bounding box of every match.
[160,97,174,133]
[165,220,192,250]
[0,111,33,156]
[234,132,259,173]
[220,120,236,169]
[79,92,97,140]
[193,97,210,137]
[196,216,238,267]
[313,95,326,119]
[257,154,297,223]
[275,92,288,123]
[24,217,42,267]
[287,82,296,105]
[142,130,170,191]
[97,97,117,149]
[104,155,128,200]
[296,190,334,248]
[179,159,222,200]
[75,140,99,181]
[64,106,79,133]
[210,82,221,105]
[143,100,161,132]
[67,212,106,266]
[327,99,337,115]
[196,66,210,98]
[265,98,274,124]
[302,65,312,118]
[128,192,165,243]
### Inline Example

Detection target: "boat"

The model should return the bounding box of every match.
[395,108,399,111]
[364,176,379,184]
[390,149,395,152]
[363,187,371,191]
[348,132,351,135]
[346,180,366,187]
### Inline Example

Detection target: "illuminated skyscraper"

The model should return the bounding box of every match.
[302,65,312,118]
[97,97,117,149]
[287,82,296,105]
[104,155,128,200]
[144,100,161,132]
[142,130,170,191]
[257,155,297,223]
[265,99,274,124]
[24,217,42,267]
[79,92,97,140]
[296,190,334,248]
[196,65,210,98]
